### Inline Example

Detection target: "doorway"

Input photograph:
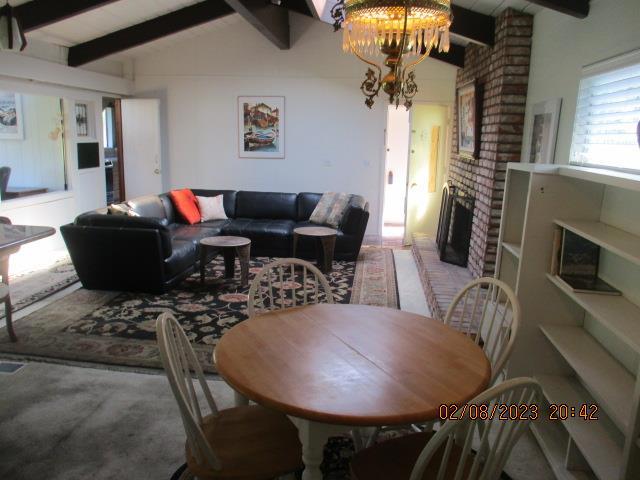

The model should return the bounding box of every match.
[404,103,450,244]
[102,98,125,204]
[381,103,450,246]
[381,106,410,245]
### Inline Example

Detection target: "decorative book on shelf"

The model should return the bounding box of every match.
[551,228,621,295]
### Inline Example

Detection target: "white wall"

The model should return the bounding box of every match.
[0,93,66,191]
[133,13,457,235]
[523,0,640,165]
[0,56,129,273]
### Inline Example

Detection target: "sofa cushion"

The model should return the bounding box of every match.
[159,193,176,224]
[197,195,228,221]
[163,240,197,278]
[170,189,202,224]
[191,190,237,218]
[223,218,295,238]
[297,192,322,221]
[168,225,222,244]
[127,195,167,219]
[310,192,352,228]
[235,191,297,220]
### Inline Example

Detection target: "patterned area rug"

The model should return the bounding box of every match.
[0,247,398,372]
[0,256,78,319]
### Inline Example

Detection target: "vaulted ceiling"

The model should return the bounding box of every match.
[10,0,590,69]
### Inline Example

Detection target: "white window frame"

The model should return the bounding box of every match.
[569,49,640,173]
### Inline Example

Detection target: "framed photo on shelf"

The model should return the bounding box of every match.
[0,92,24,140]
[238,96,285,159]
[523,98,562,164]
[457,80,481,159]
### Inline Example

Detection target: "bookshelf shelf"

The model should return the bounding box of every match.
[497,164,640,480]
[554,219,640,268]
[546,274,640,353]
[530,421,594,480]
[502,241,522,258]
[536,374,623,480]
[540,325,633,433]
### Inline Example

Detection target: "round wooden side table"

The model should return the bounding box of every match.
[292,226,337,273]
[199,236,251,287]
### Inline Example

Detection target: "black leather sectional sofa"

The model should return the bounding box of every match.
[61,190,369,293]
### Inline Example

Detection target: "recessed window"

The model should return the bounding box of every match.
[570,50,640,172]
[0,91,68,200]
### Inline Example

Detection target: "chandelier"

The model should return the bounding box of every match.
[332,0,452,109]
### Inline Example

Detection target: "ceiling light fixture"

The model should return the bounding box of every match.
[0,1,27,52]
[332,0,452,109]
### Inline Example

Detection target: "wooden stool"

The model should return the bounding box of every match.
[292,226,337,273]
[199,236,251,287]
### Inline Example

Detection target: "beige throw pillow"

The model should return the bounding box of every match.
[309,192,352,228]
[108,203,139,216]
[197,195,228,222]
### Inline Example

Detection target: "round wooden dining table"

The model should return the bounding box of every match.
[214,303,491,480]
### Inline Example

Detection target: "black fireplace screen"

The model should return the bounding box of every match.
[436,183,475,267]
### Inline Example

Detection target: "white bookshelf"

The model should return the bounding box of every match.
[495,163,640,480]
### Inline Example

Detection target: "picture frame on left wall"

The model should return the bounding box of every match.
[238,96,285,159]
[0,92,24,140]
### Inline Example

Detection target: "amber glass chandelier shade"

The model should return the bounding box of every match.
[341,0,452,58]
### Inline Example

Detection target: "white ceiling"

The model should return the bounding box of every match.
[15,0,543,63]
[313,0,542,24]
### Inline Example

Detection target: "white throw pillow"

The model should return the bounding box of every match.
[197,195,228,222]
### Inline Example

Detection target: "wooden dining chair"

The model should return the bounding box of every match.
[247,258,333,318]
[156,312,303,480]
[351,377,542,480]
[444,277,521,384]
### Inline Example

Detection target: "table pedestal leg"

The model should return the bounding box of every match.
[289,417,353,480]
[233,390,249,407]
[236,244,250,287]
[222,248,236,279]
[200,246,207,284]
[5,294,15,342]
[319,236,336,273]
[292,233,299,258]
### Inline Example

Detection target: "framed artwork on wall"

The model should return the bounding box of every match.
[238,96,284,159]
[0,92,24,140]
[523,98,562,164]
[75,101,95,138]
[457,80,481,159]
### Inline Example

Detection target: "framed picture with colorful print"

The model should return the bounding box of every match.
[457,79,481,159]
[238,96,285,159]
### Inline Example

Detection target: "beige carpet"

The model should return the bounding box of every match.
[0,247,398,372]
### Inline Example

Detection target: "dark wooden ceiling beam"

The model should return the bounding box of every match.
[450,4,495,47]
[428,43,466,69]
[224,0,290,49]
[68,2,234,67]
[16,0,122,32]
[525,0,589,18]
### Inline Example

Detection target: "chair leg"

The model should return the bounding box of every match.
[0,256,9,285]
[5,295,16,342]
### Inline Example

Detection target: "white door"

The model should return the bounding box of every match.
[403,104,450,244]
[121,99,162,199]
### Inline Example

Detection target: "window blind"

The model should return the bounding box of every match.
[570,51,640,172]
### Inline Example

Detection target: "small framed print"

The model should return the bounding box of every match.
[238,96,284,159]
[524,98,562,164]
[0,92,24,140]
[457,80,482,159]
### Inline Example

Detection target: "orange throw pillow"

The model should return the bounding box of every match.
[169,189,201,224]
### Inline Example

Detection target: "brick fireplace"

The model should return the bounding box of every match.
[448,8,533,278]
[414,8,533,319]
